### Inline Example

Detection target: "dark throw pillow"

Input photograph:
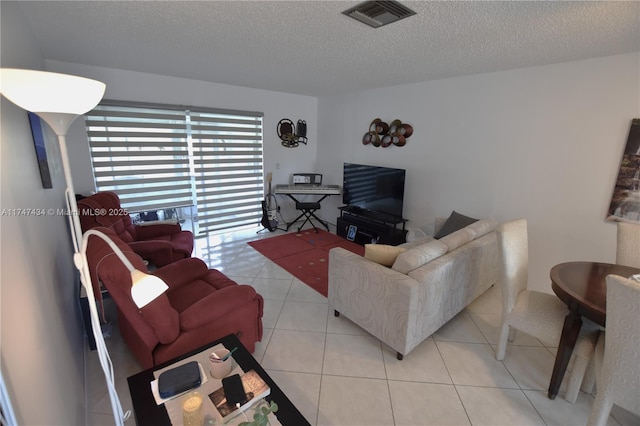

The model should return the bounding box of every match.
[433,210,478,239]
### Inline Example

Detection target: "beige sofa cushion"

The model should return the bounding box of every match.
[365,244,406,267]
[392,239,448,274]
[439,227,476,252]
[399,236,435,250]
[467,218,497,239]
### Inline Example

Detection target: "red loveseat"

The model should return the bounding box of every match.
[86,227,264,369]
[78,191,194,267]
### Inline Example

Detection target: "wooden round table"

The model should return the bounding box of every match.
[548,261,640,399]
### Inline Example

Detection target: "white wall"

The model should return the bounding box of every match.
[317,53,640,292]
[45,61,319,222]
[0,3,87,425]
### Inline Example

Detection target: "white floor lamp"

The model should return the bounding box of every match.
[0,68,167,425]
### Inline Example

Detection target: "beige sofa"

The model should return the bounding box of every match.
[328,218,500,360]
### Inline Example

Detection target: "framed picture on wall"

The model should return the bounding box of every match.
[606,118,640,223]
[28,112,53,189]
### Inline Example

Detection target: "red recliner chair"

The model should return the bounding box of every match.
[78,191,194,267]
[85,227,264,369]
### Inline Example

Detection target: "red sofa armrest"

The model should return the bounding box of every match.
[135,223,182,239]
[153,258,210,290]
[179,285,259,331]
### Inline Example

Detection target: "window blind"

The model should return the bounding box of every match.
[191,110,264,233]
[85,101,264,234]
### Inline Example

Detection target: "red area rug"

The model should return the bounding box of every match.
[247,230,364,297]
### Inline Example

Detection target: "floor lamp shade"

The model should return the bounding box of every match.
[0,68,105,135]
[130,270,170,308]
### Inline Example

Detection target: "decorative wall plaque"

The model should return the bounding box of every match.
[362,118,412,148]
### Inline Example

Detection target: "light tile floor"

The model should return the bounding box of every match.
[86,225,640,425]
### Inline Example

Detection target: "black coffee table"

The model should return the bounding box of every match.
[127,333,310,425]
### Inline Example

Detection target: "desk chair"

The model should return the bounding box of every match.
[293,201,327,232]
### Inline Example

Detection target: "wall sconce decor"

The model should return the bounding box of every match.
[362,118,413,148]
[277,118,307,148]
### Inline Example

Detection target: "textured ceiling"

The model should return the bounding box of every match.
[14,1,640,97]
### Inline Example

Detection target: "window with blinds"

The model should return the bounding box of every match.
[85,101,264,234]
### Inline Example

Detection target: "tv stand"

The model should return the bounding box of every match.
[337,206,408,246]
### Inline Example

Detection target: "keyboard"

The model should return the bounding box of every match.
[274,184,341,195]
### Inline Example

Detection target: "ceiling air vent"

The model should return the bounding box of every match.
[343,1,416,28]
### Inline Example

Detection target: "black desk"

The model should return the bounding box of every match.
[127,334,310,425]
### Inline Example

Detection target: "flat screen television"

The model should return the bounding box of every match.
[343,163,406,219]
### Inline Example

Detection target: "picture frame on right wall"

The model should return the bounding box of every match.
[607,118,640,223]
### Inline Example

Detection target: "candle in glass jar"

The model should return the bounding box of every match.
[182,391,203,426]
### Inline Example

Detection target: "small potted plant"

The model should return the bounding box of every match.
[239,400,278,426]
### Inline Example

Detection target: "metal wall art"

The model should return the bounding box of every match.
[362,118,413,148]
[277,118,308,148]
